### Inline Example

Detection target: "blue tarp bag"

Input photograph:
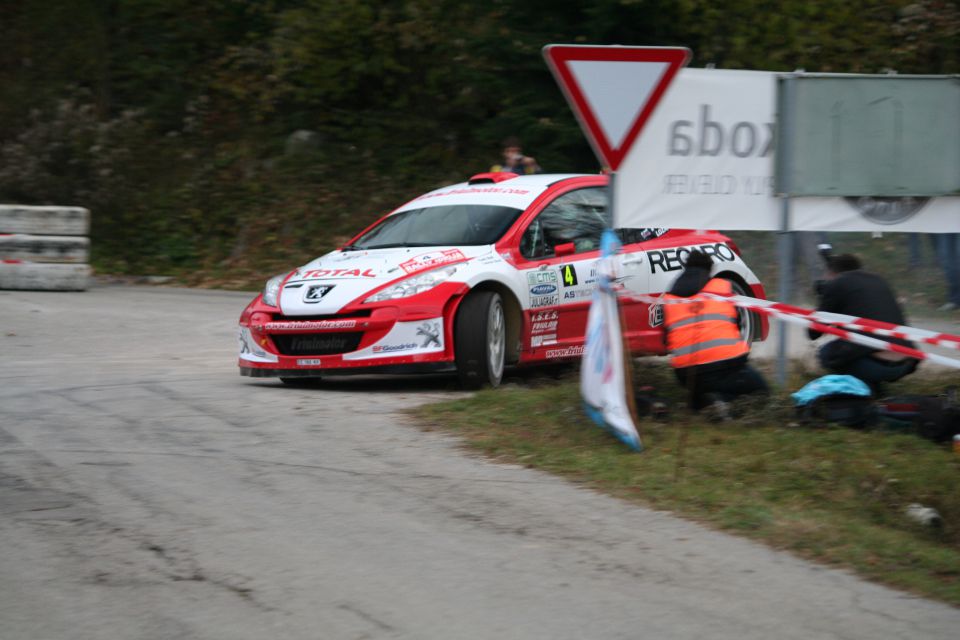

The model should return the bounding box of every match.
[792,375,876,427]
[791,375,871,406]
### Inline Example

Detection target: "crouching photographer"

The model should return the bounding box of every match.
[809,250,919,395]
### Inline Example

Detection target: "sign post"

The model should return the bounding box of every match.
[544,45,690,450]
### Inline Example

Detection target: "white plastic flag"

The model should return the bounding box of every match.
[580,229,642,451]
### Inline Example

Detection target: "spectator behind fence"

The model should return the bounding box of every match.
[935,233,960,311]
[490,136,541,175]
[662,250,769,417]
[808,253,919,394]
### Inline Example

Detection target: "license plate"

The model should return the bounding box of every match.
[296,358,322,366]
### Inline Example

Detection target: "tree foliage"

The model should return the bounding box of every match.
[0,0,957,276]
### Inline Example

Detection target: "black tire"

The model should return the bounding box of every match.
[724,278,758,345]
[455,291,506,390]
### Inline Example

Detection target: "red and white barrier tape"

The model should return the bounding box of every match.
[622,290,960,370]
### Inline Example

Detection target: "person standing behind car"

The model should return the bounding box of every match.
[490,136,542,175]
[808,253,919,394]
[663,250,768,414]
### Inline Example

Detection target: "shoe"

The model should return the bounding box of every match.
[938,302,958,311]
[704,400,732,423]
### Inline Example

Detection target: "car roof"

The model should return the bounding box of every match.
[392,173,599,214]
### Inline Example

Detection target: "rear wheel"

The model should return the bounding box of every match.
[455,291,506,389]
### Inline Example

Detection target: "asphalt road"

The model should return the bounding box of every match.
[1,284,957,640]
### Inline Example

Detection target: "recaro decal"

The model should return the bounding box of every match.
[647,243,737,274]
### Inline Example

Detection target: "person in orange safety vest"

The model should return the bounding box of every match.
[663,250,768,414]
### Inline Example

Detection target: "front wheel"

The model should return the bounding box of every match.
[455,291,506,390]
[724,278,758,346]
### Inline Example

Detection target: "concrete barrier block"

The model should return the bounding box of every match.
[0,261,91,291]
[0,205,90,235]
[0,234,90,263]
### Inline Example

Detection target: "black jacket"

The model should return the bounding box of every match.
[668,264,712,298]
[809,269,916,362]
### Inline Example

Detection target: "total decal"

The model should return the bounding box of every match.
[527,269,560,308]
[238,327,278,363]
[399,249,467,274]
[342,319,444,360]
[301,268,377,279]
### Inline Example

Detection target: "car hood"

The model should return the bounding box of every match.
[278,245,491,315]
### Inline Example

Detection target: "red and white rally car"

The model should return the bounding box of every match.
[238,172,767,388]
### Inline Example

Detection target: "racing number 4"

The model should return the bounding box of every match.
[562,264,578,287]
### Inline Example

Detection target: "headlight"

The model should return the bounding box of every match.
[364,265,458,303]
[262,273,286,307]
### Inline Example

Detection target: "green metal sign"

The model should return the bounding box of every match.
[776,75,960,197]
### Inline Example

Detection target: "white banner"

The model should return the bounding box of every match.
[580,230,642,451]
[615,68,960,232]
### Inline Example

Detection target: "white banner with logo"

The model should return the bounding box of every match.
[581,230,641,452]
[615,68,960,232]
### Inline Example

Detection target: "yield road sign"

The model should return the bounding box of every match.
[543,45,691,171]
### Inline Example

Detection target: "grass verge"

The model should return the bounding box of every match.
[413,361,960,605]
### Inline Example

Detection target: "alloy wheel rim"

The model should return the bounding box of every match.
[488,301,505,379]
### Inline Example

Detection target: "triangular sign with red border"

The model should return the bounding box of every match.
[543,45,691,171]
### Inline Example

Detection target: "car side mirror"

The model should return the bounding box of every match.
[554,242,576,258]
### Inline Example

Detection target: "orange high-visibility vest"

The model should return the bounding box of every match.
[663,278,749,369]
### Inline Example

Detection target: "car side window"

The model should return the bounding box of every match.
[520,187,609,259]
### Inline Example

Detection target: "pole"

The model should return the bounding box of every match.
[775,73,798,387]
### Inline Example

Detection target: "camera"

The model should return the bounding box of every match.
[812,243,834,297]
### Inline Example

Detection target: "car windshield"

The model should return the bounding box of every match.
[350,205,524,250]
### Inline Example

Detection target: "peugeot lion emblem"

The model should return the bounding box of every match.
[304,284,335,303]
